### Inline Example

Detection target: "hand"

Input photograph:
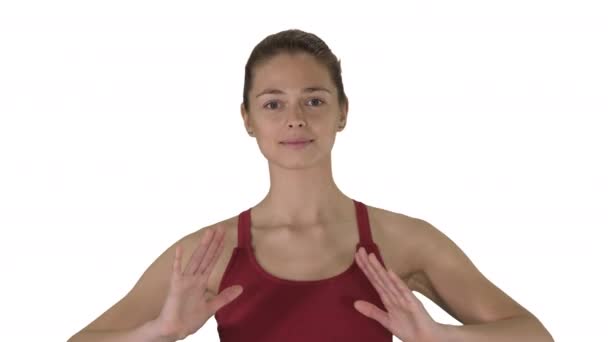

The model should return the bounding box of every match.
[354,246,442,342]
[156,225,244,340]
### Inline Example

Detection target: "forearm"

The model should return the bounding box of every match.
[67,319,176,342]
[440,314,554,342]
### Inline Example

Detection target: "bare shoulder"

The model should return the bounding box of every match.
[186,215,240,269]
[365,204,424,236]
[364,205,430,274]
[364,204,454,295]
[365,203,430,249]
[189,215,239,248]
[368,205,532,323]
[72,215,239,334]
[189,215,241,296]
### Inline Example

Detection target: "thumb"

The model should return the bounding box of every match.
[208,285,243,313]
[354,300,390,329]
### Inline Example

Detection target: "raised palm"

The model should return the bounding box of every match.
[156,225,243,340]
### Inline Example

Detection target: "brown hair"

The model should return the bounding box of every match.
[242,29,348,112]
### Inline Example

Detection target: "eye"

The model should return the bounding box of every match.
[263,101,280,110]
[307,98,325,106]
[263,98,324,110]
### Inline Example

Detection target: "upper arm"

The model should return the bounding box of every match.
[409,219,531,324]
[74,228,208,334]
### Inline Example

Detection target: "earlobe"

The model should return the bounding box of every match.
[240,103,247,120]
[342,96,349,115]
[338,98,348,131]
[241,103,254,136]
[338,116,347,131]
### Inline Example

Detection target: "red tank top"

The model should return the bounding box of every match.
[215,199,393,341]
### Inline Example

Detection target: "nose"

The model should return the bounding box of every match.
[286,105,307,129]
[288,120,306,128]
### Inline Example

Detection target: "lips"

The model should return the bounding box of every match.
[280,139,314,144]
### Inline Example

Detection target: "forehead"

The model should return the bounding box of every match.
[251,52,333,90]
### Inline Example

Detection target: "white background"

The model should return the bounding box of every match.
[1,1,606,341]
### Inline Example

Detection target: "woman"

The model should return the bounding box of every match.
[68,29,553,342]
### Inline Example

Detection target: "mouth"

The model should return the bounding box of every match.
[280,139,314,145]
[280,139,314,146]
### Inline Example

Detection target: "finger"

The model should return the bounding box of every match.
[368,253,404,308]
[184,228,216,275]
[355,248,386,299]
[383,267,413,309]
[208,285,243,314]
[193,226,225,275]
[353,300,390,330]
[364,251,400,309]
[355,247,394,309]
[387,268,424,312]
[387,268,414,301]
[197,233,225,289]
[173,243,183,278]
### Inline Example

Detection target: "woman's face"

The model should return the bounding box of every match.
[241,52,348,169]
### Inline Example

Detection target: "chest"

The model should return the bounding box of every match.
[206,210,422,295]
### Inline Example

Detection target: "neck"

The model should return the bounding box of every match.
[253,156,353,228]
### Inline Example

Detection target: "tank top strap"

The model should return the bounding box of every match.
[353,199,376,247]
[237,200,376,248]
[237,207,253,249]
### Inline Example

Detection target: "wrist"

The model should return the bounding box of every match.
[431,323,453,342]
[145,319,179,342]
[435,323,460,342]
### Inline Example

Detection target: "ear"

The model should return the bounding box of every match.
[241,103,254,136]
[338,96,349,131]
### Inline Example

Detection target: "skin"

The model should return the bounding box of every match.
[203,50,550,340]
[71,50,553,341]
[240,51,353,228]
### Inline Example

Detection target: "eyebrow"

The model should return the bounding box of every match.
[255,86,332,98]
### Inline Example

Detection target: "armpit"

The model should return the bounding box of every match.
[407,271,462,322]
